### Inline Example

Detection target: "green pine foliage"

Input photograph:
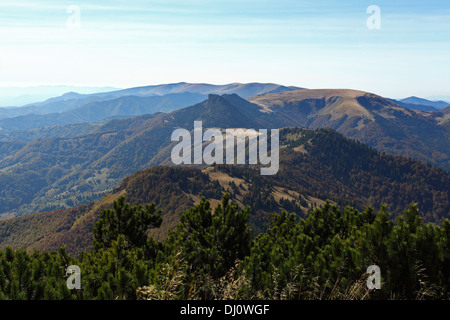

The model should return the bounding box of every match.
[0,194,450,300]
[93,196,162,250]
[164,194,251,298]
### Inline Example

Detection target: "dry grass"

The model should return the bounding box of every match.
[137,252,198,300]
[137,257,442,300]
[414,261,442,300]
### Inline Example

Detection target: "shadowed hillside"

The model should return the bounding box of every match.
[1,127,447,256]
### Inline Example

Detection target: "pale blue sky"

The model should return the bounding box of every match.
[0,0,449,98]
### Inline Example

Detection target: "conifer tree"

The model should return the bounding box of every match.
[167,194,251,280]
[93,196,162,251]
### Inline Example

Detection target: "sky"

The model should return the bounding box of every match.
[0,0,449,99]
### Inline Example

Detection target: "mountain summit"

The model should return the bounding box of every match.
[249,89,450,169]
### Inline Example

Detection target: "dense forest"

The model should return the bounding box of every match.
[1,194,449,300]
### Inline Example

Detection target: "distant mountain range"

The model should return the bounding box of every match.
[426,96,450,103]
[0,82,301,121]
[0,86,120,108]
[103,82,302,98]
[0,82,447,141]
[0,93,208,132]
[390,96,450,111]
[0,90,449,221]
